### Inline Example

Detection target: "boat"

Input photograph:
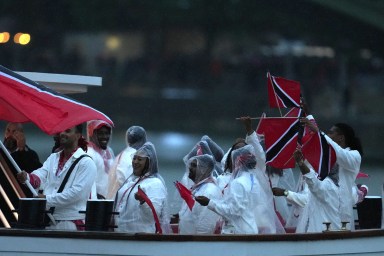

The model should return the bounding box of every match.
[1,142,384,256]
[0,71,383,256]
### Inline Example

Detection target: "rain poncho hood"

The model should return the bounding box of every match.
[126,126,147,149]
[135,142,159,176]
[187,154,216,189]
[114,141,171,233]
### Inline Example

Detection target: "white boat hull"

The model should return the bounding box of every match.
[0,228,383,256]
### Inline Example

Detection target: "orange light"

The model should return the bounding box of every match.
[14,33,22,44]
[0,32,10,43]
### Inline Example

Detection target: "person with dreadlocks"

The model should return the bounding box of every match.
[303,120,363,231]
[17,124,97,230]
[106,126,147,199]
[323,123,363,230]
[113,142,170,233]
[178,154,222,234]
[87,120,115,199]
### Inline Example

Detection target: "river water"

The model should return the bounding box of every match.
[26,129,383,214]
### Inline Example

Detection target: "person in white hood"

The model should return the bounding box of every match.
[107,126,147,199]
[304,120,363,230]
[113,142,170,233]
[178,154,222,234]
[196,145,260,234]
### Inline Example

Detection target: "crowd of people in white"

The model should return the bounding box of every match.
[12,109,375,234]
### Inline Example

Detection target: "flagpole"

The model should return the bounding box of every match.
[0,141,38,196]
[0,140,56,225]
[236,117,298,120]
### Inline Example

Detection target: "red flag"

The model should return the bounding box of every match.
[357,172,369,178]
[174,181,195,211]
[0,65,113,135]
[301,132,336,180]
[136,186,162,234]
[267,72,301,108]
[261,117,299,168]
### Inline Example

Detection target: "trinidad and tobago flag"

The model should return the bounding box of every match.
[267,72,301,109]
[0,65,113,135]
[257,117,300,168]
[301,132,336,180]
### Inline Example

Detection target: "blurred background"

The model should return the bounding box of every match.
[0,0,383,206]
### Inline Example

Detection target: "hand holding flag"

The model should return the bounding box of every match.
[301,132,336,180]
[134,190,146,205]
